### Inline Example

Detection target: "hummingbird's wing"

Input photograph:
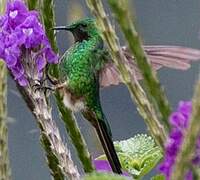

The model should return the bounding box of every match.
[99,45,200,87]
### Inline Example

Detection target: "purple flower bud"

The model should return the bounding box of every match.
[17,75,28,86]
[159,101,200,179]
[169,112,187,129]
[11,62,24,79]
[4,45,19,67]
[6,0,28,29]
[36,55,46,71]
[178,101,192,120]
[17,15,44,48]
[45,47,59,64]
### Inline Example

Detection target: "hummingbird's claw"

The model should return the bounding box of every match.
[32,79,55,95]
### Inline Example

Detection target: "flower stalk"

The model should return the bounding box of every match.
[171,80,200,180]
[107,0,171,130]
[27,0,38,10]
[41,0,58,52]
[19,80,80,180]
[86,0,167,149]
[16,74,80,180]
[40,0,94,173]
[0,63,11,180]
[0,1,80,179]
[0,0,11,179]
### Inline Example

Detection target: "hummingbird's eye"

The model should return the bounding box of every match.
[81,24,87,28]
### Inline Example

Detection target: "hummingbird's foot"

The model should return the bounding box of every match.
[32,80,67,94]
[44,64,59,85]
[32,79,56,95]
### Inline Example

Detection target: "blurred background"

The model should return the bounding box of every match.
[7,0,200,179]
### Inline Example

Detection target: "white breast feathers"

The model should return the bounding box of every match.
[63,91,85,112]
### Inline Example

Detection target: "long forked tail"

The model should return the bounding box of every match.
[82,110,122,174]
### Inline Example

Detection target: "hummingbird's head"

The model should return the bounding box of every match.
[53,18,100,42]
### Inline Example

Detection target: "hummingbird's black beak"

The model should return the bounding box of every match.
[52,25,73,31]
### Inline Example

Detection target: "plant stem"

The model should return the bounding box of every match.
[27,0,38,10]
[55,93,94,172]
[108,0,171,130]
[23,1,80,179]
[41,0,58,52]
[16,81,80,180]
[41,0,94,173]
[86,0,167,149]
[171,80,200,180]
[0,62,11,180]
[0,0,11,179]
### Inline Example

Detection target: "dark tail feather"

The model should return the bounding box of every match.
[95,120,122,174]
[82,111,122,174]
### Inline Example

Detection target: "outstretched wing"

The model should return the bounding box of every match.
[99,45,200,87]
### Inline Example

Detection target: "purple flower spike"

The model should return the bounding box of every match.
[0,0,59,86]
[159,101,200,179]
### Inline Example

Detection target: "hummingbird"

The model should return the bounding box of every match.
[53,18,122,174]
[50,18,200,174]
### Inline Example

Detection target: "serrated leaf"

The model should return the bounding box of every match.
[83,173,127,180]
[116,134,163,179]
[96,134,163,179]
[114,134,155,156]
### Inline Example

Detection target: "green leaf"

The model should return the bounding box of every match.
[151,174,165,180]
[114,134,155,155]
[97,134,163,179]
[83,173,127,180]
